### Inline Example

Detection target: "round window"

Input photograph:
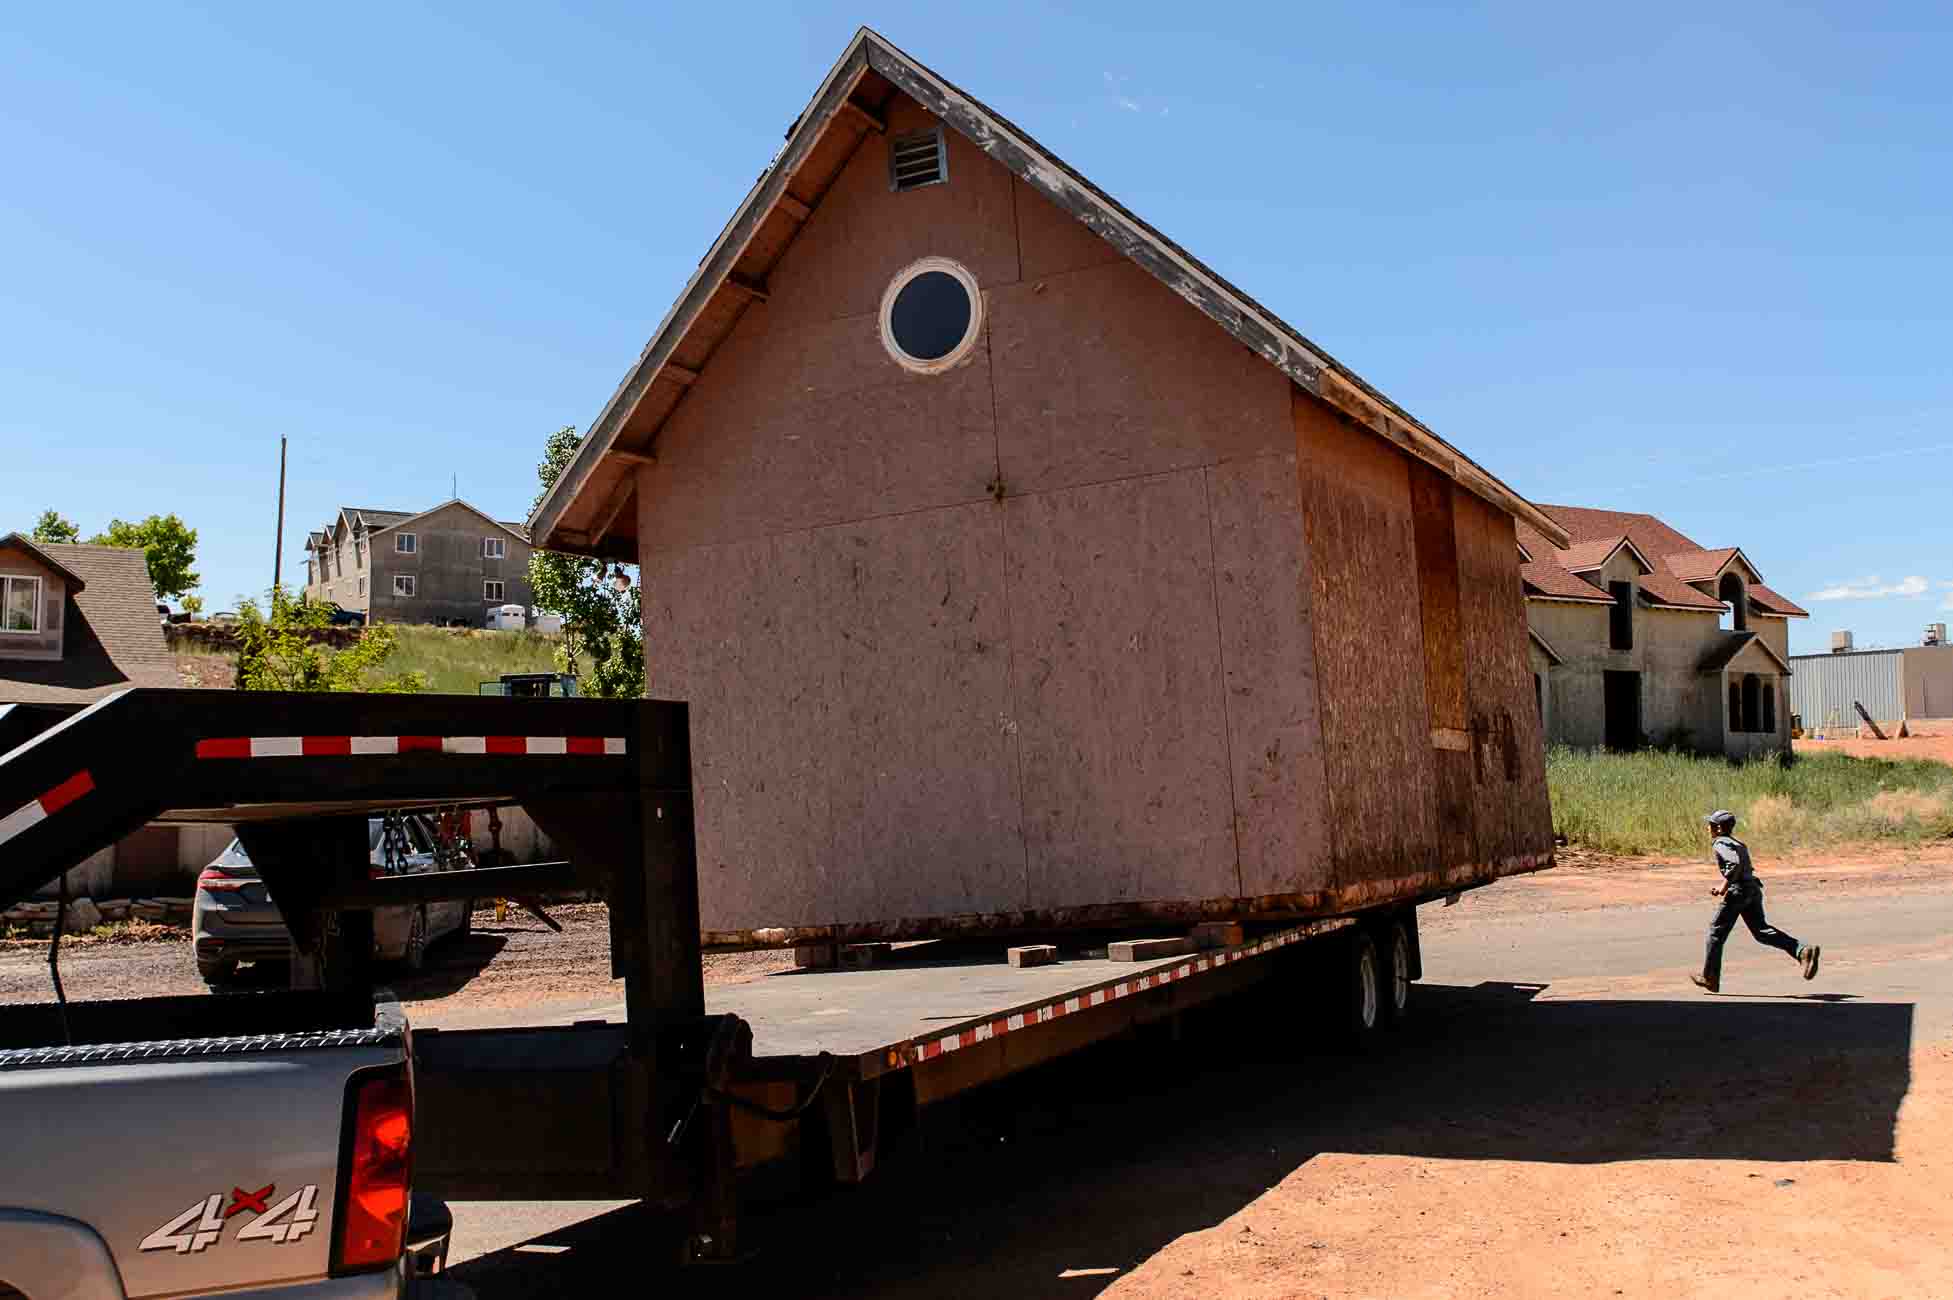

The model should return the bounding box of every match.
[879,257,983,373]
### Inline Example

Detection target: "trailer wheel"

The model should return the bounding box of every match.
[1343,931,1382,1043]
[1379,918,1413,1025]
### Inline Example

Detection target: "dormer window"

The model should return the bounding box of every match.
[1717,571,1747,632]
[2,575,43,633]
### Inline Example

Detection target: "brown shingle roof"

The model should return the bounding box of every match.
[1665,547,1741,582]
[1532,506,1737,613]
[0,543,178,706]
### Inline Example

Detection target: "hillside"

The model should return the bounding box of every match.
[173,624,562,694]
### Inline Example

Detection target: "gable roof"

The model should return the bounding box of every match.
[1697,630,1792,675]
[527,26,1567,559]
[0,534,88,590]
[322,502,529,546]
[1527,505,1807,618]
[0,544,177,706]
[1557,535,1654,576]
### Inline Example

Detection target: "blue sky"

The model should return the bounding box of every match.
[4,2,1949,653]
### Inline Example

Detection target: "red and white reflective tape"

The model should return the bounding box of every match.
[194,736,627,760]
[0,770,96,848]
[909,925,1315,1064]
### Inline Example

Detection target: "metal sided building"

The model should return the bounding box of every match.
[529,29,1563,947]
[1790,636,1953,727]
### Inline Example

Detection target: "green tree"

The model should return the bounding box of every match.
[180,594,204,619]
[527,426,643,699]
[30,510,80,544]
[89,513,200,601]
[234,589,425,693]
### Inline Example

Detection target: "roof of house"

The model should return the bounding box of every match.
[1697,630,1792,675]
[0,533,89,590]
[1519,506,1808,618]
[316,502,529,546]
[527,27,1568,559]
[0,543,177,706]
[1556,535,1653,575]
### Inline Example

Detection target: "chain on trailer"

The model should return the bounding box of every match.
[380,811,412,875]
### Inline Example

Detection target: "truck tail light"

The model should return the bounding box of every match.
[332,1068,413,1275]
[196,868,250,892]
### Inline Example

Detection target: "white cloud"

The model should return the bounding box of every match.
[1943,591,1953,611]
[1807,575,1931,601]
[1104,71,1143,113]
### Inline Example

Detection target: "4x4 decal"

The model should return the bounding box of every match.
[140,1184,320,1253]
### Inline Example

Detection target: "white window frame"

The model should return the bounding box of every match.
[393,574,417,598]
[395,532,417,555]
[1,574,44,634]
[357,576,367,597]
[483,537,507,560]
[484,579,505,602]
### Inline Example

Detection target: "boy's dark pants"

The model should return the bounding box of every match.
[1704,884,1800,984]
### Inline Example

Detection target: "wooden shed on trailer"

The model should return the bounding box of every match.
[530,28,1565,947]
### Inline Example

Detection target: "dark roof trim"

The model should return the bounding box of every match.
[1698,631,1793,675]
[527,27,1568,552]
[1528,627,1566,667]
[0,533,87,591]
[362,500,531,546]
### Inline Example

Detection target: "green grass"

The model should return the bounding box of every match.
[1547,746,1953,856]
[383,625,562,695]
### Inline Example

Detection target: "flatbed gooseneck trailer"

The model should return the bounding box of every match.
[2,688,1474,1264]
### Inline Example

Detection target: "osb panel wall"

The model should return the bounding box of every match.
[986,258,1293,497]
[642,501,1025,929]
[1408,462,1479,875]
[1005,470,1239,907]
[1453,490,1553,868]
[1208,453,1332,898]
[1292,388,1440,888]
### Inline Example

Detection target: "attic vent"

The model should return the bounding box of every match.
[889,128,947,191]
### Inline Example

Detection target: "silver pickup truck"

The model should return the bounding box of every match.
[0,988,449,1299]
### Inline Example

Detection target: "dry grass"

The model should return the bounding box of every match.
[1547,746,1953,856]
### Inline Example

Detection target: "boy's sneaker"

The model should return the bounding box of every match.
[1690,973,1718,993]
[1801,945,1822,981]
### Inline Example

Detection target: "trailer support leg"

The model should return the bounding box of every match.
[823,1077,881,1184]
[687,1100,740,1262]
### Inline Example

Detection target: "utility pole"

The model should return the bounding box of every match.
[273,435,288,597]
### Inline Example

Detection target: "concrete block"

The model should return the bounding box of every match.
[793,944,837,969]
[839,943,892,969]
[1007,944,1058,969]
[1192,922,1245,951]
[1108,936,1195,963]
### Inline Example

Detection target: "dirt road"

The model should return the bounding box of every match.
[440,863,1953,1300]
[7,859,1949,1297]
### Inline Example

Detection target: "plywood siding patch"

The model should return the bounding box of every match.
[1206,453,1332,898]
[644,502,1024,930]
[1005,470,1239,907]
[1454,490,1554,868]
[638,304,998,554]
[1293,389,1439,887]
[988,259,1294,498]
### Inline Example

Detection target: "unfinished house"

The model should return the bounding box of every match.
[528,29,1562,943]
[304,501,534,627]
[1517,505,1809,758]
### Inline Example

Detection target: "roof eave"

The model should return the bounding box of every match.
[528,27,1570,554]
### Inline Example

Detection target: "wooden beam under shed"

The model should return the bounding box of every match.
[662,362,700,386]
[590,475,637,547]
[839,99,886,134]
[777,194,812,222]
[605,448,657,468]
[724,273,770,303]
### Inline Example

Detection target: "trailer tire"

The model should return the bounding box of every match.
[1378,918,1413,1026]
[1342,931,1383,1044]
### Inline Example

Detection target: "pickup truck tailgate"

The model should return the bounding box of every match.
[0,994,407,1299]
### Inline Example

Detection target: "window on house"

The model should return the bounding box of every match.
[1741,674,1762,735]
[484,580,505,602]
[393,575,416,597]
[357,577,367,597]
[355,541,366,569]
[1763,681,1777,734]
[2,575,44,633]
[1728,681,1743,734]
[1609,581,1634,651]
[396,533,417,555]
[483,537,506,560]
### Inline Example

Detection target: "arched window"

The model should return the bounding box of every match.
[1763,681,1777,734]
[1718,571,1747,632]
[1741,674,1762,735]
[1728,681,1743,733]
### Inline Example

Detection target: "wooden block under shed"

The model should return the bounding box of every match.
[1008,944,1058,969]
[793,944,836,969]
[1192,921,1245,950]
[840,942,891,969]
[1108,936,1195,963]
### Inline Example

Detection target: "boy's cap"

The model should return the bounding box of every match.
[1704,809,1737,830]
